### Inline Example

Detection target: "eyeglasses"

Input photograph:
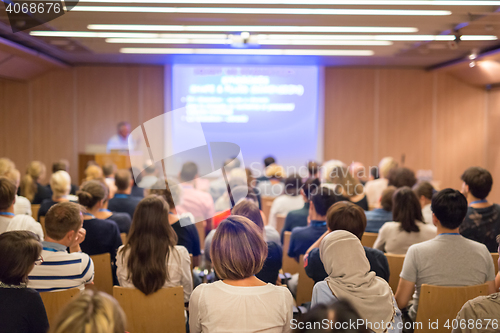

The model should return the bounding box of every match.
[34,256,44,266]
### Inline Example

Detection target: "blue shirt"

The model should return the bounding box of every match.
[288,220,327,260]
[108,194,142,219]
[365,208,393,233]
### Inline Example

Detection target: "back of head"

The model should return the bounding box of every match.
[124,195,177,295]
[303,177,321,200]
[378,157,398,179]
[265,164,285,179]
[264,156,276,168]
[180,162,198,182]
[284,174,302,196]
[45,202,83,241]
[84,165,103,183]
[148,179,181,210]
[392,187,422,233]
[52,160,69,173]
[461,167,493,200]
[310,186,339,217]
[77,180,108,209]
[0,158,15,176]
[0,177,16,210]
[0,231,41,285]
[307,161,320,177]
[50,290,126,333]
[412,181,435,201]
[327,166,361,198]
[223,157,241,171]
[231,200,264,231]
[5,168,21,188]
[21,161,46,202]
[102,163,117,178]
[387,167,417,188]
[211,216,267,280]
[326,201,367,240]
[50,171,72,198]
[431,188,468,230]
[114,169,132,192]
[380,186,397,212]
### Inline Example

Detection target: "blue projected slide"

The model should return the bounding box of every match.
[171,64,320,169]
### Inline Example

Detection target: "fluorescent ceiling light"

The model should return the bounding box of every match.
[88,24,419,33]
[106,38,393,45]
[79,0,500,5]
[70,6,452,15]
[119,48,375,56]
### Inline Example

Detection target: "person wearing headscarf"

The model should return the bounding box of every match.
[311,230,402,333]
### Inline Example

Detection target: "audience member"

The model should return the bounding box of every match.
[307,161,321,179]
[189,216,294,333]
[257,163,286,197]
[149,179,201,264]
[137,161,159,189]
[395,189,496,322]
[288,187,337,261]
[20,161,51,204]
[83,164,103,183]
[459,167,500,252]
[38,170,72,220]
[0,177,44,239]
[326,166,368,210]
[256,156,277,183]
[373,187,436,254]
[209,157,241,202]
[28,202,94,292]
[48,160,79,195]
[364,157,398,208]
[311,231,402,333]
[412,181,435,224]
[49,289,126,333]
[305,201,389,283]
[365,186,396,233]
[116,195,192,301]
[0,231,49,333]
[281,178,321,243]
[349,161,369,185]
[130,167,145,198]
[0,158,15,177]
[321,160,346,183]
[3,168,31,216]
[268,174,304,229]
[108,169,142,219]
[452,290,500,333]
[102,162,118,197]
[214,168,247,212]
[387,167,417,189]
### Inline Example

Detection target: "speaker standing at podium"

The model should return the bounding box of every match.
[107,121,134,153]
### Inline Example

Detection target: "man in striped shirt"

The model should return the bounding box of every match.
[28,202,94,292]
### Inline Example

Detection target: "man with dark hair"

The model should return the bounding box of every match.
[365,186,396,233]
[413,181,435,224]
[387,167,417,188]
[47,159,79,196]
[108,169,142,219]
[287,186,337,261]
[28,202,94,292]
[395,189,496,322]
[307,161,320,178]
[459,167,500,252]
[304,201,389,283]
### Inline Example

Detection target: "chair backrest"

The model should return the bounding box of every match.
[40,288,80,327]
[113,286,185,333]
[195,220,205,249]
[282,231,300,275]
[492,253,499,274]
[275,214,286,234]
[296,255,316,306]
[31,204,40,221]
[39,216,46,236]
[89,253,113,296]
[414,283,489,333]
[120,233,127,244]
[361,232,378,248]
[261,196,275,222]
[385,254,406,294]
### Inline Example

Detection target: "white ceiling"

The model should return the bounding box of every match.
[0,1,499,67]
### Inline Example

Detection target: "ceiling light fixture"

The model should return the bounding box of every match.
[119,48,375,56]
[79,0,500,5]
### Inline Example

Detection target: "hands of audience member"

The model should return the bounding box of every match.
[70,228,86,253]
[305,230,331,254]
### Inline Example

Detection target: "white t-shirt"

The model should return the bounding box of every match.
[0,214,44,240]
[364,178,389,208]
[421,204,432,224]
[189,281,294,333]
[268,195,304,230]
[373,221,437,255]
[116,245,193,303]
[14,195,31,216]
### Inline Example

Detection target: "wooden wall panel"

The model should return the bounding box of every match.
[378,70,434,171]
[323,68,376,167]
[487,88,500,203]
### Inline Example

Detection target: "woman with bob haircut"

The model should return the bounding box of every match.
[116,195,192,302]
[189,215,294,333]
[0,231,49,333]
[373,187,436,254]
[38,170,73,220]
[49,289,126,333]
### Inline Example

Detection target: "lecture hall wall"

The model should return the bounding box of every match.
[1,65,499,202]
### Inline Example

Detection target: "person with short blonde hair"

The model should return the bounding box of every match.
[20,161,51,204]
[50,290,126,333]
[37,171,73,220]
[3,168,31,216]
[189,216,294,333]
[364,157,398,208]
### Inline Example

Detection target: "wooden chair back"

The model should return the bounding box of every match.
[31,204,40,221]
[39,216,46,237]
[296,255,315,305]
[40,288,80,327]
[89,253,113,296]
[113,286,185,333]
[261,196,275,222]
[282,231,300,275]
[414,283,489,333]
[120,233,127,244]
[361,232,378,248]
[195,221,205,249]
[276,214,286,234]
[385,254,406,294]
[492,253,499,274]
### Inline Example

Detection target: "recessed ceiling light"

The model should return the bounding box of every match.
[119,48,375,56]
[106,38,393,46]
[79,0,500,5]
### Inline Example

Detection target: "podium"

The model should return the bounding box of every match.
[78,153,130,184]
